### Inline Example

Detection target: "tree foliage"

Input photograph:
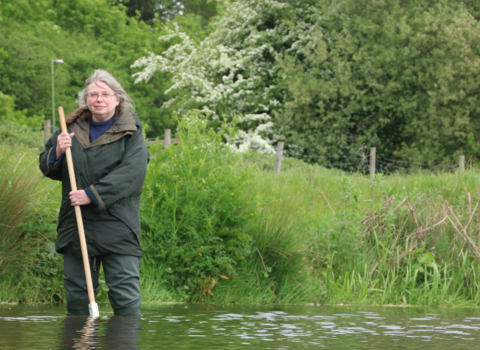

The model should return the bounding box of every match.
[0,0,208,136]
[279,0,480,163]
[116,0,218,26]
[134,0,480,163]
[133,0,316,153]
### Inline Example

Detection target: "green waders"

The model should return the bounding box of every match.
[63,253,141,316]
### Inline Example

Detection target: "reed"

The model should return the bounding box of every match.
[222,154,480,306]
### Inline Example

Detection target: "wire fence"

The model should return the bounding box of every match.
[0,124,467,175]
[1,122,179,149]
[278,143,463,176]
[0,123,46,148]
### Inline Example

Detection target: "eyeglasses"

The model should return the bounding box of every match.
[87,92,116,99]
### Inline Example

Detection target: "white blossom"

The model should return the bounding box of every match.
[132,0,321,153]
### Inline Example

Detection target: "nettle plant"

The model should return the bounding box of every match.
[132,0,317,154]
[141,111,254,299]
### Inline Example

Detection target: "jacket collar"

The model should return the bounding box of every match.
[70,108,137,149]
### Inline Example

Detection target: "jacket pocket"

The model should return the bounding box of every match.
[107,198,141,245]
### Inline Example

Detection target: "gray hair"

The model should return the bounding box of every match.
[77,69,135,111]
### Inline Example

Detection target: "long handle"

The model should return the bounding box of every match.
[58,106,99,317]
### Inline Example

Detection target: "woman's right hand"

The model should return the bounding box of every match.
[56,132,75,160]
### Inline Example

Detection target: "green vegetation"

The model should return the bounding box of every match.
[134,0,480,163]
[0,0,215,136]
[141,113,254,299]
[3,116,480,307]
[0,143,62,303]
[3,0,480,308]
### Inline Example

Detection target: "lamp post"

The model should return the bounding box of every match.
[51,59,64,132]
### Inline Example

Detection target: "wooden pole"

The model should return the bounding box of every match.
[58,106,99,317]
[459,155,465,172]
[275,142,284,175]
[369,147,376,179]
[44,119,51,145]
[164,129,171,149]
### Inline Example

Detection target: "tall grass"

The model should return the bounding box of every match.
[4,128,480,307]
[213,153,480,306]
[0,143,62,303]
[0,146,35,273]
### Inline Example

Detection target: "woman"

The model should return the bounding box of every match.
[39,69,149,316]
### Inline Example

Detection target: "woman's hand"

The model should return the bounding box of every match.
[56,132,75,160]
[69,190,92,206]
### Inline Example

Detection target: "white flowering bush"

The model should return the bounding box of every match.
[132,0,317,154]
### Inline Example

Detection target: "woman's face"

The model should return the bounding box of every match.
[86,81,120,122]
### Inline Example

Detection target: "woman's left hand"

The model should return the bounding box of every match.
[69,190,92,206]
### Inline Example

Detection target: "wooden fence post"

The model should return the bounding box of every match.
[369,147,376,179]
[459,155,465,172]
[275,142,284,175]
[164,129,171,149]
[44,119,51,145]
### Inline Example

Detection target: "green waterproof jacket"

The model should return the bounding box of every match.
[39,109,149,257]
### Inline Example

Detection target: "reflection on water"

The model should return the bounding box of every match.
[60,315,139,349]
[1,304,480,349]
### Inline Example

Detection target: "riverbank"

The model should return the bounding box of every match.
[2,123,480,307]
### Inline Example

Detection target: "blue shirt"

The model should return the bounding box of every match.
[89,116,115,143]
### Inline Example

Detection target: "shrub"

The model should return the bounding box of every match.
[141,111,254,299]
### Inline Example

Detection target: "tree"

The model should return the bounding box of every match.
[116,0,218,26]
[0,0,183,135]
[278,0,480,164]
[133,0,317,153]
[134,0,480,163]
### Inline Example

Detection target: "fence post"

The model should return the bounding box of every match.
[44,119,51,145]
[164,129,171,149]
[459,155,465,172]
[275,142,284,175]
[369,147,376,179]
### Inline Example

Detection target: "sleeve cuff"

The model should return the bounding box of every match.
[48,146,64,167]
[84,187,101,212]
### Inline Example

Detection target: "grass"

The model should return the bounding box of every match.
[3,140,480,308]
[210,152,480,306]
[0,143,63,303]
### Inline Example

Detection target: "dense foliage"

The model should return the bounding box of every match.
[5,0,480,306]
[141,112,254,299]
[134,0,480,164]
[3,0,480,163]
[0,0,213,136]
[116,0,218,25]
[279,0,480,164]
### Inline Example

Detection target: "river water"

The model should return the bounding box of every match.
[1,304,480,349]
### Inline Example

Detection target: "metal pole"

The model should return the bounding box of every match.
[51,60,55,133]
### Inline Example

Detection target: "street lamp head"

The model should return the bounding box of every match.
[54,59,64,64]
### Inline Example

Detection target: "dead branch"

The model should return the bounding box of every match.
[445,204,480,260]
[406,200,420,232]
